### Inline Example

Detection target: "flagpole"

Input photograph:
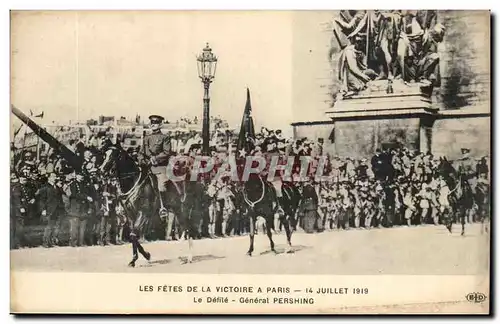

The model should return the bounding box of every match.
[36,133,40,161]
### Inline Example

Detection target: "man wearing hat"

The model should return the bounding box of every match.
[37,152,49,176]
[37,172,64,248]
[87,170,103,246]
[65,172,93,247]
[356,158,369,181]
[371,149,386,181]
[140,115,172,214]
[15,150,36,174]
[11,171,34,248]
[453,148,477,195]
[96,130,111,149]
[11,172,23,249]
[476,156,489,179]
[75,134,87,158]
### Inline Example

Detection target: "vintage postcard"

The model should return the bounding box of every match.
[9,10,491,314]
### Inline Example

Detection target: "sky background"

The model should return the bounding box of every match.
[11,11,305,137]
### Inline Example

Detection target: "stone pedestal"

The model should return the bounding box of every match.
[325,80,439,158]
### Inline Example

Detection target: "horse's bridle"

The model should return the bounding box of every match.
[242,176,266,210]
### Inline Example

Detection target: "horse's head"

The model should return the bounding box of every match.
[243,174,262,191]
[100,144,142,194]
[437,158,457,185]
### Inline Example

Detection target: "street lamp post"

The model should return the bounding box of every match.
[197,43,218,155]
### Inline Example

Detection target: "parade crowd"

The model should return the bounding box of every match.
[10,126,490,250]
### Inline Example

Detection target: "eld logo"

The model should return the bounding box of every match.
[466,292,487,303]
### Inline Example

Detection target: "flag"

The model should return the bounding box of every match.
[237,88,255,151]
[34,111,44,118]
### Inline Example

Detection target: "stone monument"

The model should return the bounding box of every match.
[325,10,446,158]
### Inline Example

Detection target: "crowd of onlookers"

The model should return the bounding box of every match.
[10,125,490,250]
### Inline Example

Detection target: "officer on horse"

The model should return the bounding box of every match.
[454,148,476,182]
[139,115,172,217]
[450,148,476,235]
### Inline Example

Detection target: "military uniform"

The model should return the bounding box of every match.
[371,151,386,181]
[140,115,172,193]
[11,176,26,248]
[37,174,64,247]
[476,158,489,179]
[15,151,36,175]
[453,148,478,195]
[356,159,369,181]
[454,149,476,180]
[65,175,92,247]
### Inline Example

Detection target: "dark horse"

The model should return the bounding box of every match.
[437,158,475,236]
[100,145,203,266]
[240,174,299,256]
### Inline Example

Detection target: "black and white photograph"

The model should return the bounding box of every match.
[9,9,491,314]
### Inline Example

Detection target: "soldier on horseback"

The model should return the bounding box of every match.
[454,148,477,205]
[454,148,476,182]
[446,148,476,235]
[139,115,172,217]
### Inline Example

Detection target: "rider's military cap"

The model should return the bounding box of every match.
[148,115,165,124]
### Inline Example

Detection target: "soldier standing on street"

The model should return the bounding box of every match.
[12,171,35,248]
[476,156,489,179]
[11,173,23,249]
[37,172,64,247]
[64,172,93,247]
[453,148,477,224]
[15,151,36,175]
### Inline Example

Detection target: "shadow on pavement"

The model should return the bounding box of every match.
[178,254,226,264]
[259,244,312,255]
[140,258,174,267]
